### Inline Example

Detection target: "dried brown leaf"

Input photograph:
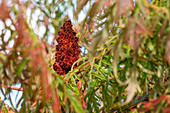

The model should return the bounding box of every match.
[116,0,134,16]
[165,39,170,64]
[136,17,153,37]
[125,79,141,103]
[0,0,10,21]
[77,0,88,14]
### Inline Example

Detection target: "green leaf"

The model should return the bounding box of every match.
[16,58,28,75]
[65,87,85,113]
[3,106,8,113]
[102,59,110,66]
[0,53,7,62]
[93,72,106,80]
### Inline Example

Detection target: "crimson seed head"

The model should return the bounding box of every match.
[53,19,81,75]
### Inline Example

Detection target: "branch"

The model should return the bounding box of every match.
[2,84,23,91]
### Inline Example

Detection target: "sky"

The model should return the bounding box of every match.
[0,84,23,110]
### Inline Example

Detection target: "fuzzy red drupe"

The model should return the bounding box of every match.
[53,20,81,75]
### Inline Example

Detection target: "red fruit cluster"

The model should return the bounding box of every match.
[53,20,81,75]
